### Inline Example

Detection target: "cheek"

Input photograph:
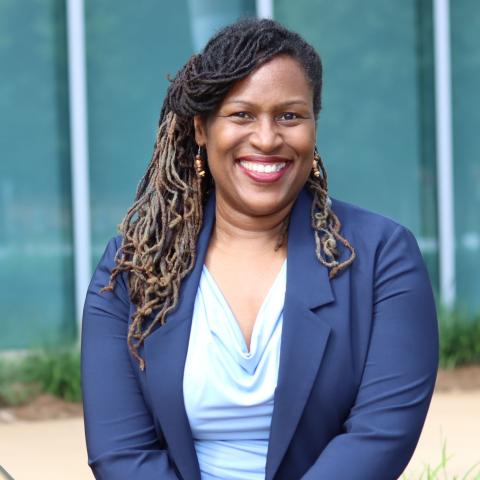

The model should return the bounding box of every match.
[205,131,248,181]
[289,129,316,158]
[290,129,316,178]
[205,125,242,157]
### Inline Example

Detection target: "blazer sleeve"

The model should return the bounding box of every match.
[81,237,179,480]
[302,224,439,480]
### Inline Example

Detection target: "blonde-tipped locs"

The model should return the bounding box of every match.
[101,18,356,370]
[101,111,204,371]
[307,158,356,278]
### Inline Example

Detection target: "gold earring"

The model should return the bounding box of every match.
[195,146,205,178]
[312,148,321,178]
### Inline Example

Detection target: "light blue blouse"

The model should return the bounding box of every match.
[183,261,287,480]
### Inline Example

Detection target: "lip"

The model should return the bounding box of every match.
[235,155,292,184]
[236,155,290,163]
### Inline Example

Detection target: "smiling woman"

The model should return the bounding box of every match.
[81,17,438,480]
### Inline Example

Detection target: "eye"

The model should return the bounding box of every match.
[278,112,299,121]
[231,111,253,120]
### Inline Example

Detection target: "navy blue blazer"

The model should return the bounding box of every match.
[81,188,438,480]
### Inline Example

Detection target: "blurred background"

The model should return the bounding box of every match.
[0,0,479,478]
[0,0,479,351]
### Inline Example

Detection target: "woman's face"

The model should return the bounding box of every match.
[194,55,316,218]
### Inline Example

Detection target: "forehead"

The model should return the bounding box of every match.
[220,55,313,107]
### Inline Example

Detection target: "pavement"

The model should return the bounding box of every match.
[0,390,479,480]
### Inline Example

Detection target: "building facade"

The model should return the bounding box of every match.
[0,0,478,350]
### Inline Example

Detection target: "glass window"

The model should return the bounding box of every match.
[451,0,480,312]
[0,1,74,349]
[188,0,256,51]
[275,0,439,287]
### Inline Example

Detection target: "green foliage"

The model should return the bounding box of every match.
[20,347,81,402]
[438,307,480,368]
[0,357,40,406]
[0,345,81,406]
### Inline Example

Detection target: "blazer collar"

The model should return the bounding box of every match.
[143,188,336,480]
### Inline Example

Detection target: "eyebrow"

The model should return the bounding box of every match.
[222,99,310,108]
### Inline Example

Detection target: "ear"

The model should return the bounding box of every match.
[193,115,207,146]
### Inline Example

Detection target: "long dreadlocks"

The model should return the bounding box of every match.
[102,18,356,370]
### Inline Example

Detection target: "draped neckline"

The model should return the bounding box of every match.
[201,260,287,375]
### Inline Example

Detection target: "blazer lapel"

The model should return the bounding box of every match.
[265,189,335,480]
[143,195,215,480]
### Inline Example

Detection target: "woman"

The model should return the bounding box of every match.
[81,18,438,480]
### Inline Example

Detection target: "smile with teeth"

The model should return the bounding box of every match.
[239,161,287,173]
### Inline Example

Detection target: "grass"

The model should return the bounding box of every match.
[402,439,480,480]
[0,345,81,407]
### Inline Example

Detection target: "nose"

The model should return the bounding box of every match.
[249,116,282,153]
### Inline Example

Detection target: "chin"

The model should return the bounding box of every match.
[239,190,296,217]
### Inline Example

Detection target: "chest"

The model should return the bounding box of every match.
[204,255,287,350]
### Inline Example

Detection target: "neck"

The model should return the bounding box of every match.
[210,197,292,256]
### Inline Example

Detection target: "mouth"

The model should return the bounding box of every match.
[236,156,291,183]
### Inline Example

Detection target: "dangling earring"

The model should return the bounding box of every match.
[195,145,205,178]
[312,147,321,178]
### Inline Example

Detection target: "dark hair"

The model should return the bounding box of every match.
[102,17,356,370]
[164,18,323,119]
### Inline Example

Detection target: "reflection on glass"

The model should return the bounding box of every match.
[188,0,256,51]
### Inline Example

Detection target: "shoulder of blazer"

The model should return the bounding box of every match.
[329,196,411,260]
[330,196,402,237]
